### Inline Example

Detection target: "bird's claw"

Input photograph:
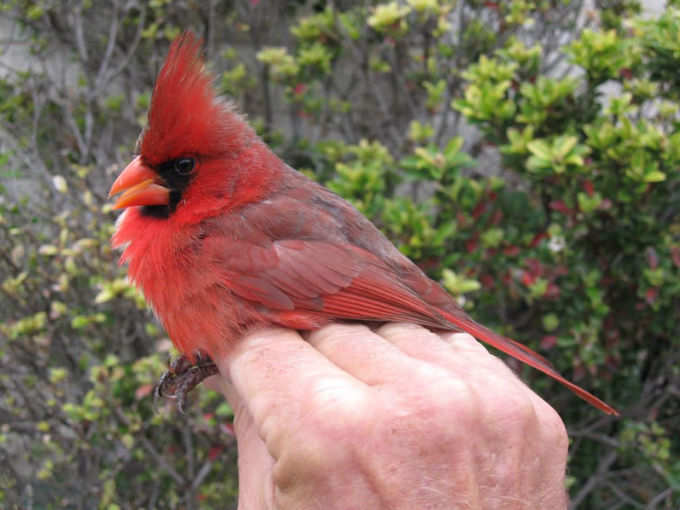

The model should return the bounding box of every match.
[154,352,219,412]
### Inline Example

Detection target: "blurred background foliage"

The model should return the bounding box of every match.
[0,0,678,508]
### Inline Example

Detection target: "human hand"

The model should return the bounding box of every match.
[208,323,569,510]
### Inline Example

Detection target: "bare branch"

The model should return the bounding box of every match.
[94,0,120,93]
[568,451,618,509]
[72,5,89,64]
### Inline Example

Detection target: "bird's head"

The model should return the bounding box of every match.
[109,32,268,220]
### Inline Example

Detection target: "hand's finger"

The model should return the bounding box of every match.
[213,327,368,460]
[440,332,565,428]
[440,331,490,355]
[379,324,535,397]
[377,324,543,424]
[376,324,492,372]
[306,323,435,386]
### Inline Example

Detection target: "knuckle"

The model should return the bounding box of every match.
[302,376,367,433]
[535,397,568,445]
[308,323,371,349]
[279,376,371,459]
[377,322,428,341]
[443,332,489,355]
[485,381,537,427]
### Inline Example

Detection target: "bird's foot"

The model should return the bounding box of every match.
[154,352,219,413]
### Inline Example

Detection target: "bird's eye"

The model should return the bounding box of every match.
[174,158,195,175]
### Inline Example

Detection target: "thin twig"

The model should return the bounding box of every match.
[114,408,185,485]
[569,450,618,509]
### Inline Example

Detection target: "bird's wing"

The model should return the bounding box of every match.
[204,234,617,415]
[208,234,556,369]
[207,236,449,327]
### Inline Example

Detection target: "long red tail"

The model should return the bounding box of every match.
[440,310,619,415]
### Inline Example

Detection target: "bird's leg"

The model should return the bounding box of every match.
[154,351,219,412]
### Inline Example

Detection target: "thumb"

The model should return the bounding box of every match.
[206,375,275,510]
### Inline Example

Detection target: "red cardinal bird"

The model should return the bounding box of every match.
[110,33,617,415]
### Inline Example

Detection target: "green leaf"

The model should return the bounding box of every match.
[644,171,666,183]
[442,269,481,295]
[527,140,552,161]
[543,314,560,331]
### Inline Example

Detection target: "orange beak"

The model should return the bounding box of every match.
[109,156,170,209]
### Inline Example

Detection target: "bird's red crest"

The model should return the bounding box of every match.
[139,32,252,165]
